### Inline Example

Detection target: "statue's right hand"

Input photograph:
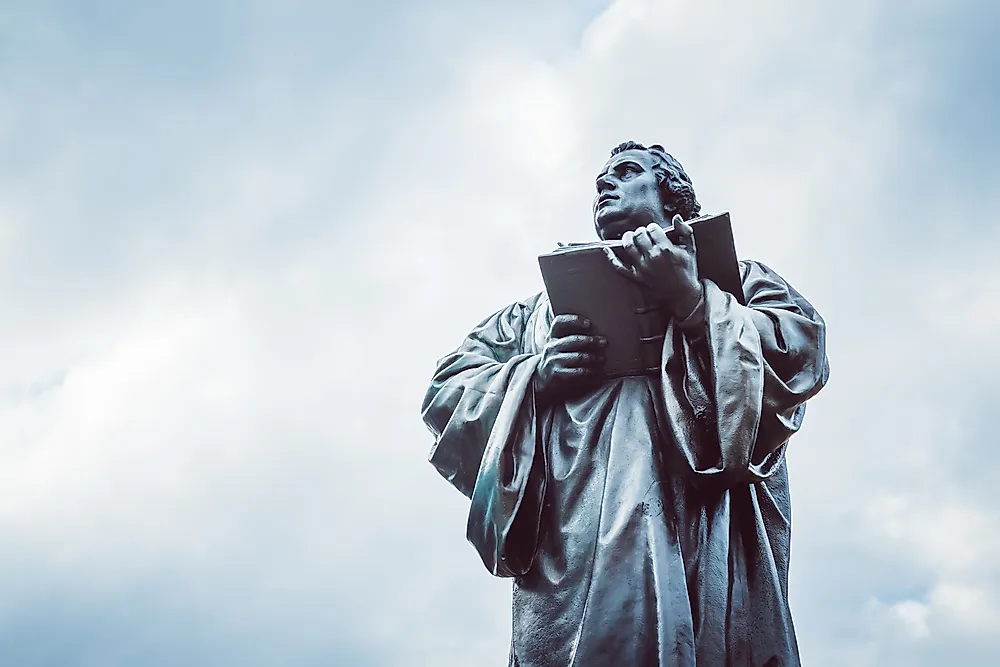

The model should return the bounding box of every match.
[534,314,607,400]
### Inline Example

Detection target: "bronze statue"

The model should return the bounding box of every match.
[421,141,830,667]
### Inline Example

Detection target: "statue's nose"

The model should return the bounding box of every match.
[596,174,616,193]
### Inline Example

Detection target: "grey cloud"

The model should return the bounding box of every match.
[1,0,999,665]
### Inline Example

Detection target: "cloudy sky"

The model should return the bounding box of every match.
[1,0,998,665]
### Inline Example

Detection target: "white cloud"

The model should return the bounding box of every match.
[891,599,931,640]
[0,0,998,665]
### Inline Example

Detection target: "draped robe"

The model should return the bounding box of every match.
[421,260,829,667]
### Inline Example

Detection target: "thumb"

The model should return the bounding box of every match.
[673,215,695,244]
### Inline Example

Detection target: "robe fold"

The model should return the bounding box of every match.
[421,260,829,667]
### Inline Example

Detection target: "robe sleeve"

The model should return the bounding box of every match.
[420,296,546,577]
[657,260,830,486]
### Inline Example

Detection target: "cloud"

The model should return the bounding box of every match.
[0,0,998,665]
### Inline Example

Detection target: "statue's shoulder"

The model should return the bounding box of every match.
[738,258,771,280]
[481,291,548,332]
[521,291,548,313]
[515,292,551,355]
[739,259,791,286]
[738,259,823,320]
[509,291,549,326]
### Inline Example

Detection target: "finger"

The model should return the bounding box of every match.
[551,314,591,337]
[604,247,641,282]
[552,314,589,326]
[666,214,693,246]
[646,222,671,248]
[674,216,695,245]
[632,226,654,255]
[621,231,643,265]
[548,367,594,388]
[551,365,596,379]
[553,351,604,368]
[550,334,607,352]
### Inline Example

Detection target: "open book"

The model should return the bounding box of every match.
[537,212,743,377]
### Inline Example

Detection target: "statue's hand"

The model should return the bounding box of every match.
[604,214,704,321]
[534,315,606,401]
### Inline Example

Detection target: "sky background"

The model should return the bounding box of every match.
[1,0,998,665]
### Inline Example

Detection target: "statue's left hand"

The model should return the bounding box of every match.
[605,214,704,320]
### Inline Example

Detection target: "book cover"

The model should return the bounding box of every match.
[537,212,743,377]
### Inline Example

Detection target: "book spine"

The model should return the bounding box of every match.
[634,300,667,375]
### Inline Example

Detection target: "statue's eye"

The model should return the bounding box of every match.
[620,164,640,179]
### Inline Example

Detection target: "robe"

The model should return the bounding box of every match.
[421,260,829,667]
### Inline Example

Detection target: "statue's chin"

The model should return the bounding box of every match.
[595,214,627,240]
[596,218,642,241]
[597,202,667,237]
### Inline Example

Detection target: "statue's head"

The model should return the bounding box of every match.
[593,141,701,240]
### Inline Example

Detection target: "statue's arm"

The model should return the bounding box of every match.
[658,260,829,485]
[420,297,536,498]
[738,260,830,462]
[420,295,547,577]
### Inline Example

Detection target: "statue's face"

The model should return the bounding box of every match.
[593,149,665,240]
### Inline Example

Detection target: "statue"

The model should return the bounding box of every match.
[421,141,830,667]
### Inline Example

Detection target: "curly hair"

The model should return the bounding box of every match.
[610,141,701,220]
